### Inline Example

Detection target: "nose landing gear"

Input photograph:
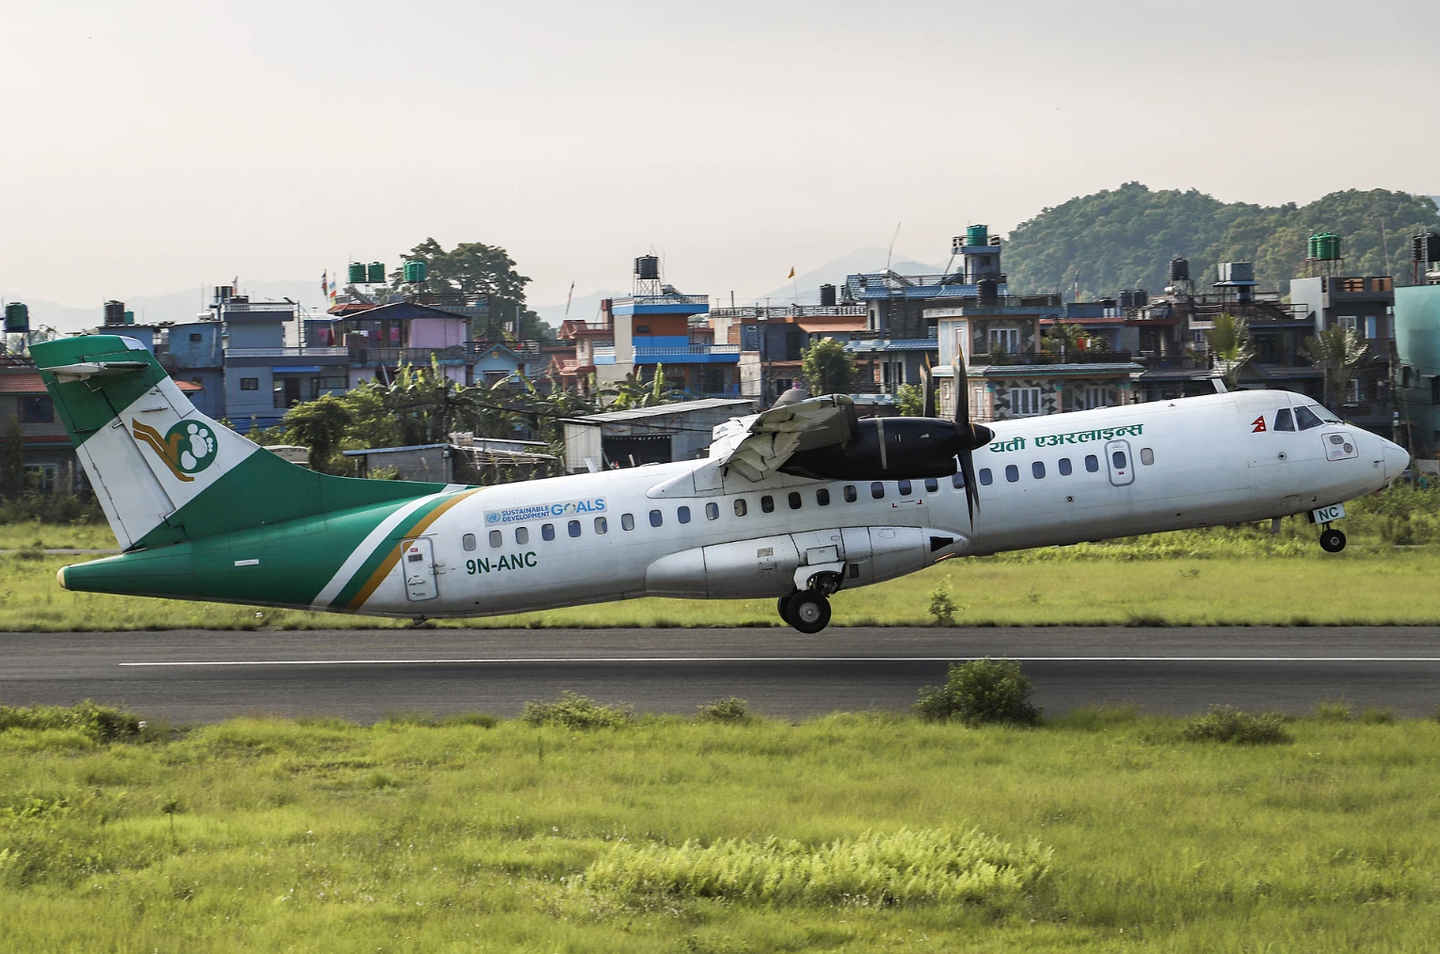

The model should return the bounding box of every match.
[1319,525,1346,553]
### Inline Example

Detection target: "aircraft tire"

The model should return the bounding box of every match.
[789,591,831,634]
[1320,528,1346,553]
[777,594,796,626]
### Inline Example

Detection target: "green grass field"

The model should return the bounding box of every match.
[4,704,1440,952]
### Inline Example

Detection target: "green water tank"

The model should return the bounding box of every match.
[366,262,385,283]
[348,262,367,284]
[403,259,427,283]
[4,302,29,332]
[124,310,134,324]
[966,224,988,247]
[1307,233,1319,259]
[1315,232,1341,261]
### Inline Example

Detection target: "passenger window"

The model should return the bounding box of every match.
[870,482,885,499]
[678,506,691,524]
[1058,458,1072,476]
[489,530,503,548]
[897,479,912,496]
[1274,408,1295,431]
[649,509,663,527]
[951,472,965,489]
[542,523,556,541]
[816,488,831,506]
[462,533,476,551]
[705,502,719,520]
[594,517,607,534]
[568,519,581,538]
[843,485,857,503]
[734,499,748,517]
[788,492,802,510]
[621,513,635,531]
[1295,406,1323,430]
[1112,450,1128,470]
[516,527,529,545]
[1140,448,1155,466]
[1005,464,1019,483]
[1085,455,1099,472]
[760,495,775,513]
[1032,461,1045,479]
[979,468,993,486]
[924,478,939,493]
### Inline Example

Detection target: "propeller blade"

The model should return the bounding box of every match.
[959,445,979,526]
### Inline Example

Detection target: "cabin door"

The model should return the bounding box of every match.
[1104,439,1135,487]
[402,537,439,602]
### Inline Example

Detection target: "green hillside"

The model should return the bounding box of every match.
[1003,183,1440,299]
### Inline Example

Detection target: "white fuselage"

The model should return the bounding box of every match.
[351,389,1407,618]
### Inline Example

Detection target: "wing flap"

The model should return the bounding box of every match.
[709,395,858,482]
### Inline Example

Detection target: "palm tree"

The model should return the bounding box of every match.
[1304,327,1369,413]
[1206,313,1254,389]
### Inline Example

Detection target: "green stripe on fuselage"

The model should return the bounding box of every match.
[324,492,461,611]
[61,497,422,611]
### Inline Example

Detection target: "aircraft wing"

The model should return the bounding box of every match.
[709,394,858,482]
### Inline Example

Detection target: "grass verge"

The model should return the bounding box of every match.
[3,703,1440,952]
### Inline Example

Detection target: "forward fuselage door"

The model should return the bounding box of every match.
[1104,439,1135,487]
[402,537,439,602]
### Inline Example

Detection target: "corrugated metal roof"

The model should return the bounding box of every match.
[575,398,753,424]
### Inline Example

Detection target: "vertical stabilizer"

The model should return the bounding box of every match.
[33,335,447,550]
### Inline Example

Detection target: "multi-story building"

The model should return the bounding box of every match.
[1290,274,1396,436]
[1393,283,1440,458]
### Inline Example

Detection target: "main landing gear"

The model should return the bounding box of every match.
[1319,525,1346,553]
[778,571,843,634]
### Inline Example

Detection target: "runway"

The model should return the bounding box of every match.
[4,626,1440,723]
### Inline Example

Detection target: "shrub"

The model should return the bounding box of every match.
[581,827,1052,908]
[927,578,957,626]
[1312,700,1352,722]
[1182,705,1290,745]
[696,697,750,723]
[522,691,633,729]
[0,701,144,743]
[914,658,1041,726]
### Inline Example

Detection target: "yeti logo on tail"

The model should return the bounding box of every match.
[132,419,219,482]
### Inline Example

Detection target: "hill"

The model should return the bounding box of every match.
[1003,183,1440,299]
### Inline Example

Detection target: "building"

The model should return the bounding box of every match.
[708,302,868,404]
[560,399,753,474]
[1290,274,1397,437]
[1394,283,1440,458]
[343,437,557,483]
[561,257,741,401]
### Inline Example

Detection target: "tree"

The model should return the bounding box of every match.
[1206,313,1254,389]
[801,338,856,396]
[280,394,353,475]
[601,365,678,410]
[1,418,25,500]
[1304,327,1369,412]
[394,238,553,343]
[896,383,924,416]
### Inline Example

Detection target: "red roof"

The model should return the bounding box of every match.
[0,371,201,394]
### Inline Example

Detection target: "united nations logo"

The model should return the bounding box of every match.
[485,512,500,525]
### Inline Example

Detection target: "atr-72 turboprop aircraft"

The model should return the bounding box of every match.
[37,334,1409,633]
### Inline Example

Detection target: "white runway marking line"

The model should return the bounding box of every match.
[119,656,1440,667]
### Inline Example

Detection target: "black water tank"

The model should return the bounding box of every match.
[819,284,836,307]
[1169,257,1189,283]
[1119,290,1136,309]
[634,255,660,280]
[1422,232,1440,264]
[103,300,125,325]
[977,279,998,305]
[1135,288,1148,306]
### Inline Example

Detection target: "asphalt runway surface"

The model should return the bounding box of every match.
[6,626,1440,723]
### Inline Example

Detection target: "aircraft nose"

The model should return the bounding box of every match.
[1383,439,1411,482]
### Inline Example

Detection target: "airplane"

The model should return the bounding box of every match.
[36,333,1410,633]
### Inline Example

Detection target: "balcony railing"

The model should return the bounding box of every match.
[349,346,471,366]
[226,347,348,358]
[634,344,740,357]
[712,305,867,319]
[611,294,710,308]
[968,350,1135,366]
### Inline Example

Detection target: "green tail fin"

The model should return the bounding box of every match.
[33,334,449,550]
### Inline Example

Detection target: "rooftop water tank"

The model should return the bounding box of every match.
[4,302,29,333]
[965,224,988,247]
[402,259,428,283]
[103,300,125,325]
[819,284,836,307]
[1169,257,1189,283]
[347,263,367,284]
[366,262,385,283]
[634,255,660,280]
[977,278,998,306]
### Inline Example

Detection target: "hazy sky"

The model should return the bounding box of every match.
[5,0,1435,311]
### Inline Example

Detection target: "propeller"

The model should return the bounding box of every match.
[930,354,991,527]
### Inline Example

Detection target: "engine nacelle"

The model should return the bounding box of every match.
[644,526,968,599]
[780,417,969,481]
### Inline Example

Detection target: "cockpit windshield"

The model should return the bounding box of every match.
[1294,406,1324,430]
[1311,404,1342,423]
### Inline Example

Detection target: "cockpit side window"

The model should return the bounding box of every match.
[1274,408,1295,431]
[1295,406,1324,430]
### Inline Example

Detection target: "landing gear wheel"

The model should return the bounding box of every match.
[777,594,797,626]
[1320,528,1346,553]
[788,591,832,634]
